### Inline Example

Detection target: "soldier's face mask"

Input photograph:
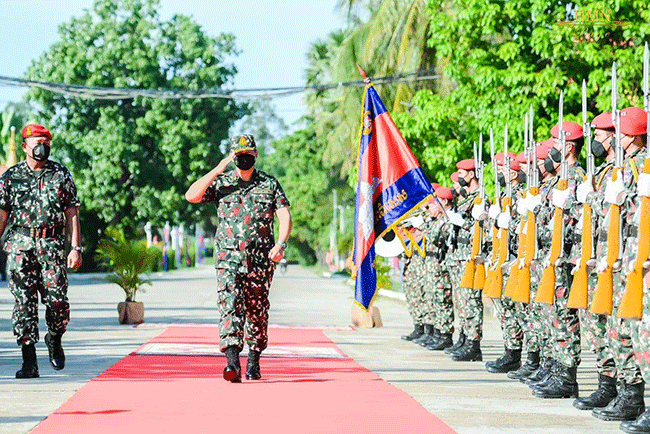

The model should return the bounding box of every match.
[235,153,256,170]
[591,136,613,159]
[31,141,50,162]
[458,177,469,187]
[549,147,562,163]
[543,156,557,175]
[459,187,468,198]
[497,172,506,187]
[518,170,527,184]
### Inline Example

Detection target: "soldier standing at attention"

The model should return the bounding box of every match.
[185,135,292,383]
[0,124,82,379]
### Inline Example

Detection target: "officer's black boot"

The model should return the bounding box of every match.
[427,333,453,351]
[519,357,555,386]
[16,344,39,379]
[246,350,262,380]
[508,351,539,380]
[593,380,645,421]
[452,339,482,362]
[419,327,440,347]
[485,348,521,374]
[413,324,434,346]
[532,364,579,399]
[445,332,466,355]
[401,323,424,341]
[222,346,241,383]
[44,332,65,370]
[620,409,650,433]
[573,373,617,410]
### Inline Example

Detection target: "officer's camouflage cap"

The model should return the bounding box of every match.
[230,134,256,154]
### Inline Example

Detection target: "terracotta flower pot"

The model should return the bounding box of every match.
[117,301,145,325]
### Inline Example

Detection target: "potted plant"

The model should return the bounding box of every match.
[96,227,158,324]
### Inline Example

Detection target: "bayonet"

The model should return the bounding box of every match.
[583,79,594,176]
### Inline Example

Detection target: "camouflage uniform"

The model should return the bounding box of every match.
[427,216,454,334]
[587,152,644,384]
[454,190,483,341]
[0,161,80,346]
[545,164,583,368]
[404,249,429,325]
[444,207,464,333]
[199,169,290,353]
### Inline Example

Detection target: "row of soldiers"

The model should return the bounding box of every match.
[399,62,650,433]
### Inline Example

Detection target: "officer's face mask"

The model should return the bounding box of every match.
[543,156,557,175]
[518,170,527,184]
[591,136,613,159]
[458,177,469,188]
[31,141,50,162]
[497,172,506,187]
[235,153,256,171]
[459,187,468,198]
[549,147,562,163]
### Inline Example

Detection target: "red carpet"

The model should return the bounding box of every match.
[31,326,456,434]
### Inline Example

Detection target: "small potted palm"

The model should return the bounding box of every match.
[97,227,158,324]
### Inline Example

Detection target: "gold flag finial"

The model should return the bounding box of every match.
[6,126,17,167]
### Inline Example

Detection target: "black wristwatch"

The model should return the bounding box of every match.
[278,241,287,250]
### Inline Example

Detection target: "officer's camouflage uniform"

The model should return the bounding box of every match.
[444,204,464,333]
[545,164,583,368]
[454,190,483,341]
[200,169,290,353]
[405,248,429,325]
[587,151,644,384]
[401,254,419,323]
[0,161,80,346]
[427,215,454,334]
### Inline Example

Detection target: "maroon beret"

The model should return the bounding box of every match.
[456,159,476,171]
[22,124,52,140]
[620,107,648,136]
[592,112,614,130]
[551,121,583,141]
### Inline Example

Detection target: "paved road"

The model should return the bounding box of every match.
[0,265,629,433]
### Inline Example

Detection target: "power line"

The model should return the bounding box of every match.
[0,70,441,101]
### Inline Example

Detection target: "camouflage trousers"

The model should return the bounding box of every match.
[429,267,454,334]
[608,271,643,384]
[580,272,617,378]
[492,266,523,350]
[403,255,430,325]
[632,271,650,384]
[448,261,465,332]
[8,240,69,346]
[547,264,581,368]
[216,261,275,353]
[458,283,483,341]
[517,261,549,354]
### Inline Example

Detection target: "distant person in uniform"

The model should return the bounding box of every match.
[185,134,292,383]
[0,124,82,379]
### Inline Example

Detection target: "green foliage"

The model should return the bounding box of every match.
[374,256,393,290]
[0,103,28,164]
[96,227,158,302]
[24,0,247,253]
[395,0,650,188]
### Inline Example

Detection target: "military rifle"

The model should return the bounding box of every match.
[484,129,503,297]
[473,135,487,290]
[459,141,485,288]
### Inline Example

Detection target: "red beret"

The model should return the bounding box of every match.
[592,112,614,130]
[450,172,459,182]
[516,151,528,164]
[436,187,453,200]
[620,107,648,136]
[22,124,52,140]
[494,151,520,170]
[456,159,476,171]
[551,121,583,141]
[537,138,554,160]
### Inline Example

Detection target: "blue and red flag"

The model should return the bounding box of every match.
[352,70,434,310]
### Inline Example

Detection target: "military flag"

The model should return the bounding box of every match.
[352,67,434,309]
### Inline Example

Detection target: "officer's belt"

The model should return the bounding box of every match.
[13,226,64,239]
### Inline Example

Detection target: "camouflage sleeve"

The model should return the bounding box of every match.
[199,175,223,204]
[61,169,81,209]
[0,172,10,212]
[273,178,290,210]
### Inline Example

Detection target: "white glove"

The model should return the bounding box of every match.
[526,193,542,213]
[516,195,527,216]
[447,211,465,227]
[471,203,488,221]
[604,176,626,205]
[497,211,511,229]
[488,203,501,219]
[551,188,571,209]
[638,173,650,197]
[576,180,594,204]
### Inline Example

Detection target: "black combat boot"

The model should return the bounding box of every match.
[420,327,440,347]
[532,364,579,399]
[573,373,617,410]
[427,333,453,351]
[444,332,466,355]
[485,348,521,374]
[413,325,435,346]
[401,324,424,341]
[16,344,39,379]
[620,409,650,433]
[44,333,65,370]
[452,339,482,362]
[524,357,554,385]
[592,380,645,421]
[222,346,241,383]
[246,350,262,380]
[508,351,539,380]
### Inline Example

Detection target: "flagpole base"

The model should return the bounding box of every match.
[351,304,383,328]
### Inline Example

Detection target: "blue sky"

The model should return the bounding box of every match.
[0,0,347,127]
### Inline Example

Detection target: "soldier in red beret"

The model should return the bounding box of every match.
[0,124,82,379]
